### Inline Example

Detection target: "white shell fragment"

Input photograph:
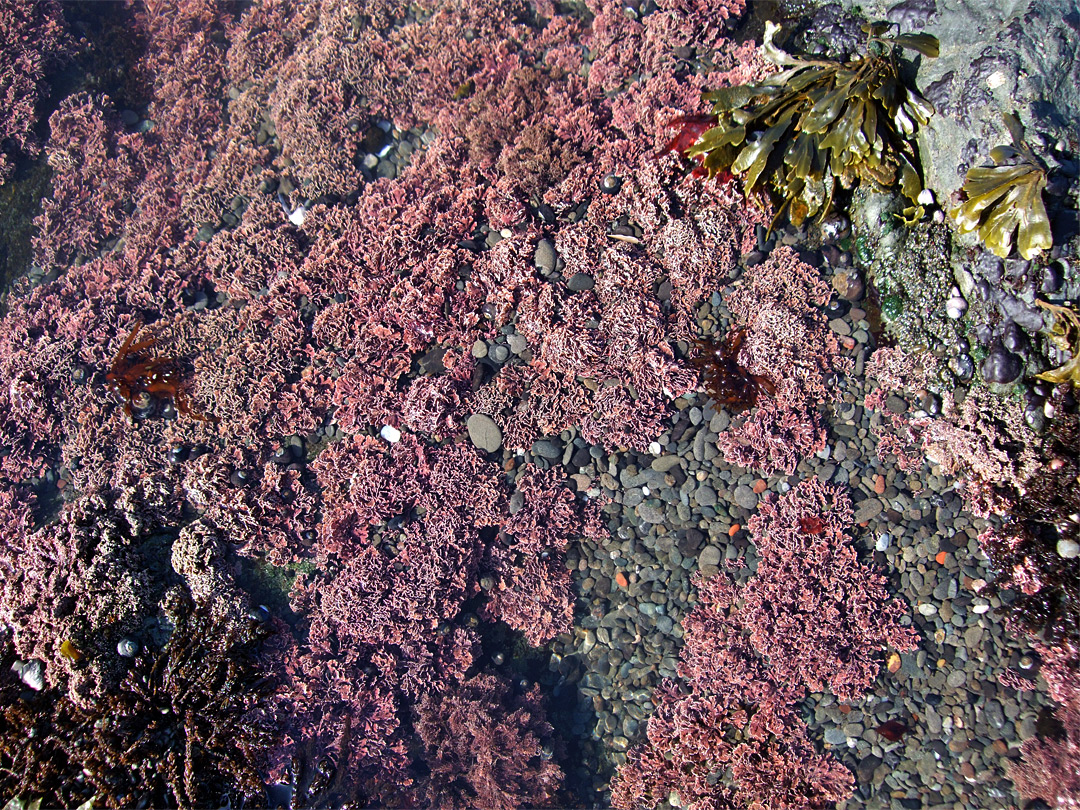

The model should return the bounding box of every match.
[380,424,402,443]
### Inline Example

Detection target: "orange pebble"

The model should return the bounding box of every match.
[615,571,628,588]
[873,474,886,495]
[935,551,947,565]
[752,479,767,494]
[728,523,741,537]
[887,652,901,673]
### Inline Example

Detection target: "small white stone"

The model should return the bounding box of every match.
[932,209,945,223]
[987,70,1007,89]
[648,441,662,455]
[918,603,938,616]
[1058,538,1080,559]
[500,228,512,239]
[875,533,892,552]
[973,602,991,614]
[641,486,650,496]
[380,424,402,443]
[288,205,308,226]
[946,296,968,319]
[13,659,44,691]
[917,188,935,206]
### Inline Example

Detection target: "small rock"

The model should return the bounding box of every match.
[534,239,557,273]
[698,545,722,569]
[637,503,666,524]
[531,438,563,459]
[651,455,683,473]
[733,484,758,510]
[507,333,528,354]
[1058,538,1080,559]
[380,424,401,443]
[824,727,848,745]
[467,413,503,453]
[854,498,883,523]
[567,272,595,292]
[696,485,718,507]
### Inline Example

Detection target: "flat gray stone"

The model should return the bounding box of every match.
[698,545,722,569]
[534,238,557,272]
[733,484,758,510]
[854,498,884,523]
[651,455,683,473]
[466,413,502,453]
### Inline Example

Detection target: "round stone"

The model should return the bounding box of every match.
[531,438,563,459]
[981,349,1023,384]
[945,296,968,319]
[466,413,503,453]
[533,239,557,273]
[698,545,722,569]
[380,424,402,443]
[1057,538,1080,559]
[946,669,967,688]
[488,343,510,363]
[566,272,595,292]
[733,484,758,510]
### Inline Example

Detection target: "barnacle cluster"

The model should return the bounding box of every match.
[950,113,1053,260]
[674,21,938,228]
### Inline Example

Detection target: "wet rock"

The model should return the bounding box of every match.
[981,348,1023,384]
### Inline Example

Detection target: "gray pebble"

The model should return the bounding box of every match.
[854,498,883,523]
[489,343,510,363]
[567,272,595,292]
[698,545,722,569]
[531,438,563,459]
[534,239,557,273]
[466,413,503,453]
[651,456,683,473]
[508,333,528,354]
[946,669,967,688]
[376,158,397,179]
[696,485,718,507]
[733,484,758,510]
[637,503,666,524]
[824,727,848,745]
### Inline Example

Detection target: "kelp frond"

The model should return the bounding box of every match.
[675,21,938,228]
[1035,299,1080,387]
[949,113,1053,260]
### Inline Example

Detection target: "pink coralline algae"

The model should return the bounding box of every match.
[0,0,72,185]
[714,247,852,475]
[612,480,917,809]
[1007,640,1080,808]
[414,673,564,810]
[0,0,938,802]
[740,479,919,701]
